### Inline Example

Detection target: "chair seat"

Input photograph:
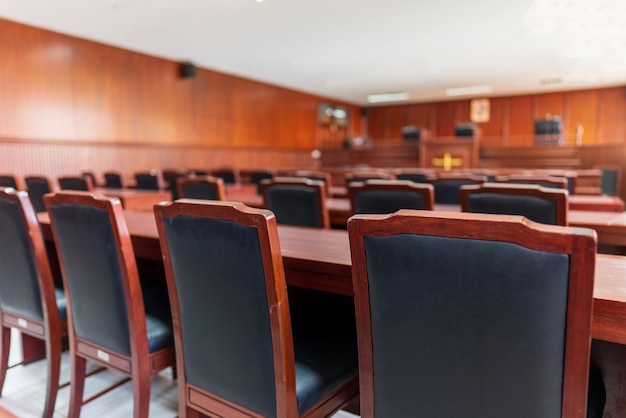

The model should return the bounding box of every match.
[291,305,358,414]
[142,284,174,353]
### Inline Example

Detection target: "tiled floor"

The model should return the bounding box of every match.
[0,329,359,417]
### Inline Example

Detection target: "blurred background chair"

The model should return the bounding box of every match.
[177,176,225,201]
[81,172,98,188]
[348,179,434,215]
[392,168,436,184]
[0,175,18,189]
[25,175,54,213]
[348,210,599,418]
[260,178,329,228]
[162,170,186,200]
[44,191,174,417]
[289,170,334,197]
[58,176,94,192]
[134,171,161,190]
[428,173,487,205]
[0,188,66,418]
[344,169,395,186]
[460,183,568,226]
[211,168,240,185]
[154,199,358,418]
[595,165,621,196]
[103,171,124,189]
[495,174,568,190]
[248,169,275,194]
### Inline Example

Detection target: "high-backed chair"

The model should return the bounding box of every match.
[348,210,598,417]
[81,172,98,188]
[495,174,568,190]
[58,176,94,192]
[348,179,434,215]
[161,170,186,200]
[248,170,275,194]
[211,167,240,185]
[595,165,621,196]
[0,175,18,189]
[44,191,175,418]
[290,170,334,197]
[428,173,487,204]
[0,188,66,418]
[177,176,225,201]
[134,171,161,190]
[154,199,358,418]
[344,170,395,186]
[25,175,54,213]
[460,183,568,226]
[392,168,436,184]
[260,178,329,228]
[103,171,124,189]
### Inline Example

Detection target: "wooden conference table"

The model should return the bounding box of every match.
[35,209,626,416]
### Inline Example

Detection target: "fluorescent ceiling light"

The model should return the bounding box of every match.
[367,92,409,103]
[445,85,493,97]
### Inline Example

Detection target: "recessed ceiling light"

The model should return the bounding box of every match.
[445,85,493,97]
[366,92,409,103]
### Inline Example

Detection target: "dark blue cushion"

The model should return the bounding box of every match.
[354,190,427,214]
[468,193,558,225]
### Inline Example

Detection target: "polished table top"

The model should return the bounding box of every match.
[37,210,626,345]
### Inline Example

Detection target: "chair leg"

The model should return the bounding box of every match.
[0,325,11,395]
[42,335,62,418]
[133,371,151,418]
[68,355,86,418]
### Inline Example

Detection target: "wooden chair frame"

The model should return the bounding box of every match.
[260,178,330,229]
[348,210,596,417]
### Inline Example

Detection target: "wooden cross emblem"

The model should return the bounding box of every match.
[432,153,463,171]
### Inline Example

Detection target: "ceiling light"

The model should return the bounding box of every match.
[445,85,493,97]
[366,92,409,103]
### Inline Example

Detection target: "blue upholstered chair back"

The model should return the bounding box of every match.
[212,168,238,185]
[348,210,596,418]
[25,176,52,213]
[395,172,429,183]
[262,179,328,228]
[179,177,224,201]
[597,167,620,195]
[0,176,18,189]
[349,180,434,215]
[468,193,558,224]
[249,171,274,193]
[47,200,132,356]
[134,172,160,190]
[432,180,475,204]
[58,176,92,192]
[158,205,278,416]
[0,195,45,322]
[103,172,124,189]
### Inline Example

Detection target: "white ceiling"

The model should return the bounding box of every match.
[1,0,626,105]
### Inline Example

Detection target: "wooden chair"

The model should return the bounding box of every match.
[260,178,329,228]
[103,171,124,189]
[134,171,162,190]
[177,176,226,201]
[0,188,66,418]
[154,199,359,418]
[58,176,94,192]
[391,168,436,184]
[348,179,434,215]
[348,210,598,417]
[290,170,334,197]
[495,174,568,190]
[460,183,569,226]
[81,171,98,188]
[0,175,18,189]
[248,169,275,194]
[44,191,175,418]
[211,167,240,185]
[162,170,186,200]
[344,170,395,186]
[595,165,622,196]
[25,175,54,213]
[428,173,487,204]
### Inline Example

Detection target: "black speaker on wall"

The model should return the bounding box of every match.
[180,62,196,79]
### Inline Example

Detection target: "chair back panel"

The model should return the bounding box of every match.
[47,203,131,356]
[58,177,93,192]
[134,173,160,190]
[432,180,479,204]
[179,178,225,201]
[353,190,428,214]
[25,176,52,213]
[264,184,326,228]
[468,193,558,225]
[0,176,18,189]
[159,211,277,417]
[0,197,44,321]
[103,172,124,189]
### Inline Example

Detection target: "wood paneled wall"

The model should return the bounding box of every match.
[367,86,626,146]
[0,17,361,177]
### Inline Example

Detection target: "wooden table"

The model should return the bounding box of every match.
[95,188,171,211]
[36,211,626,416]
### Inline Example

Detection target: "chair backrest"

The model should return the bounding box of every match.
[134,171,161,190]
[348,179,434,215]
[162,170,186,200]
[24,176,53,213]
[0,187,59,327]
[290,170,333,196]
[248,170,275,193]
[44,191,146,358]
[81,171,98,188]
[0,175,18,189]
[344,170,395,186]
[212,168,240,185]
[348,210,597,418]
[428,173,487,204]
[595,165,621,196]
[392,168,436,184]
[103,171,124,189]
[154,200,296,417]
[177,176,226,201]
[58,176,94,192]
[460,183,568,226]
[260,178,329,228]
[496,174,568,190]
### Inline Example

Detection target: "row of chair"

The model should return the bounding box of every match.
[0,187,604,416]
